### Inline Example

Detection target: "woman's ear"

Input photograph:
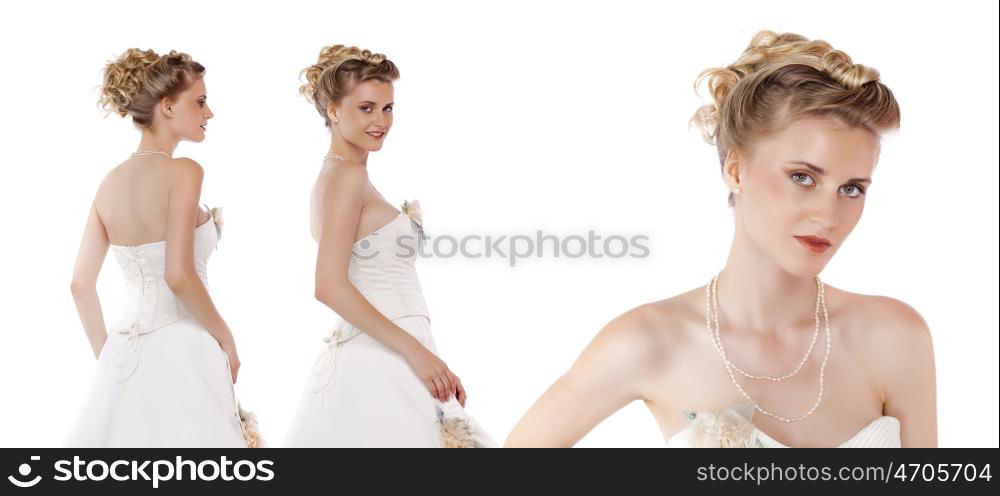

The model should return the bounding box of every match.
[722,148,743,194]
[159,97,174,119]
[326,103,339,124]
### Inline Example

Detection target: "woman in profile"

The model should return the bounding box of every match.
[282,44,493,447]
[66,48,256,447]
[506,31,936,448]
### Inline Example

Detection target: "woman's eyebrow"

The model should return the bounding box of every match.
[786,160,826,175]
[786,160,871,184]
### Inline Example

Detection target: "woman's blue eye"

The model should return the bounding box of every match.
[841,184,865,198]
[791,172,815,186]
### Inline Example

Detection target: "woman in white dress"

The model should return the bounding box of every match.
[506,31,937,448]
[66,48,254,448]
[283,45,493,447]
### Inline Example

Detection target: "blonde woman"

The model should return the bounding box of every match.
[506,31,936,448]
[66,49,252,447]
[283,45,494,447]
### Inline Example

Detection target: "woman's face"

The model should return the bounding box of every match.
[329,79,394,151]
[730,116,881,278]
[164,76,213,142]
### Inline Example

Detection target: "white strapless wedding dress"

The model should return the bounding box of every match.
[283,204,495,447]
[65,206,248,448]
[665,414,901,448]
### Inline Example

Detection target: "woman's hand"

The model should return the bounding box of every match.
[220,340,241,384]
[403,345,466,406]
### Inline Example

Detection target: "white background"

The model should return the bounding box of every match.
[1,0,997,448]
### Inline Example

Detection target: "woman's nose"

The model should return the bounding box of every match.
[808,195,840,231]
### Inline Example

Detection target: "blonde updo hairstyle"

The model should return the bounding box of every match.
[691,31,900,206]
[99,48,205,128]
[299,44,400,127]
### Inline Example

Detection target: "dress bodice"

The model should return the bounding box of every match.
[332,208,430,343]
[664,412,901,448]
[107,206,221,381]
[312,203,431,393]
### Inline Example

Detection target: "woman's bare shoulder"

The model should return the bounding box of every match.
[826,285,933,382]
[827,285,931,343]
[317,160,368,191]
[591,286,708,370]
[165,157,204,182]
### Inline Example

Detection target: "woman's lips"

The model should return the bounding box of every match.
[794,235,832,254]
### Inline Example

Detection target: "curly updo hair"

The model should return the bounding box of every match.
[98,48,205,128]
[691,31,900,206]
[299,44,400,127]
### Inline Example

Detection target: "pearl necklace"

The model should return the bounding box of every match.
[706,273,832,423]
[323,153,346,162]
[130,150,171,158]
[718,275,823,382]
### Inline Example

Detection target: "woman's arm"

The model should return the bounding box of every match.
[70,201,111,358]
[314,162,462,404]
[161,158,240,382]
[505,307,660,447]
[876,297,938,447]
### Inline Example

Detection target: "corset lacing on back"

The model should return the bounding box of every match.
[108,206,218,383]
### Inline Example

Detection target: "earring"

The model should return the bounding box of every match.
[732,187,742,194]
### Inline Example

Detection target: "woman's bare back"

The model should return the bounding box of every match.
[95,156,210,246]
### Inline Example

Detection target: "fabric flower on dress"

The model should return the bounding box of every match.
[238,402,266,448]
[209,206,224,240]
[401,200,426,240]
[683,403,763,448]
[437,406,478,448]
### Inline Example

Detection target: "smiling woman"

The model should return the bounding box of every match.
[282,44,494,448]
[505,30,936,448]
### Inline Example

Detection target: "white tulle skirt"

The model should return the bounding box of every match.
[283,315,495,448]
[65,317,247,448]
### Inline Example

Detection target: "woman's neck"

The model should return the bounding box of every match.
[136,130,179,156]
[716,222,819,333]
[328,134,369,165]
